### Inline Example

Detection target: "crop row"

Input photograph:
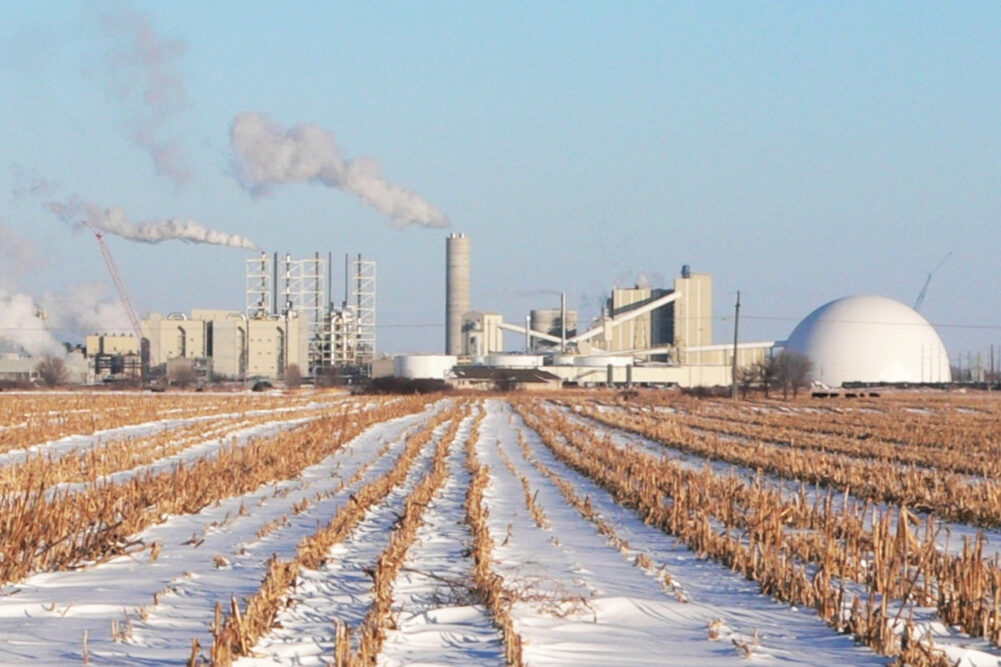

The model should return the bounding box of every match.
[207,401,465,664]
[570,399,1001,528]
[0,392,343,454]
[0,396,430,586]
[514,399,1001,664]
[547,402,1001,647]
[622,398,1001,478]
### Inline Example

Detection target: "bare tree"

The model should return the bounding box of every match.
[167,358,197,388]
[774,350,813,399]
[36,356,68,387]
[753,357,778,398]
[284,364,302,389]
[735,364,759,399]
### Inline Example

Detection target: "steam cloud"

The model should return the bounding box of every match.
[10,164,59,202]
[102,10,190,186]
[48,199,258,250]
[0,220,44,273]
[0,223,130,357]
[0,285,134,358]
[229,112,449,229]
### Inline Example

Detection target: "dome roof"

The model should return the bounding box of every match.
[786,295,951,387]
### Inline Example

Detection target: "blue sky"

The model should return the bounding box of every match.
[2,2,999,360]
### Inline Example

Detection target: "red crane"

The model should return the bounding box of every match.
[82,221,150,379]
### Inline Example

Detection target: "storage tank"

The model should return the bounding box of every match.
[393,354,457,380]
[573,355,633,367]
[445,233,470,356]
[484,354,544,368]
[786,295,951,386]
[529,308,578,350]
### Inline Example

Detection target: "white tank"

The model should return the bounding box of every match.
[393,354,457,380]
[484,354,543,368]
[573,355,633,367]
[551,354,579,366]
[787,295,951,386]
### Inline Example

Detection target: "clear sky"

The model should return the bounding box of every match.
[2,2,999,363]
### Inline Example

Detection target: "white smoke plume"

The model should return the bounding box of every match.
[0,285,134,358]
[0,288,63,357]
[0,223,130,358]
[101,10,190,186]
[48,199,258,250]
[0,220,45,274]
[40,284,132,338]
[229,112,449,229]
[635,271,665,289]
[10,164,59,202]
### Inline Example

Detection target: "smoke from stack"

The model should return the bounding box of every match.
[0,221,139,357]
[48,199,258,250]
[229,112,449,229]
[101,9,191,186]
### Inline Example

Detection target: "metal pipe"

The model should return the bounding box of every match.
[570,291,681,344]
[560,292,566,353]
[498,321,562,344]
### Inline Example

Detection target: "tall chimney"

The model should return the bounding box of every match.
[445,233,470,355]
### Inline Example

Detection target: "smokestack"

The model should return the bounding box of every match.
[445,233,470,355]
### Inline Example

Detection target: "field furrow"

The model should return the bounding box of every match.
[3,390,1001,666]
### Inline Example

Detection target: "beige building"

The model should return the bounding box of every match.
[85,334,138,357]
[142,313,207,365]
[671,269,713,363]
[462,311,504,357]
[245,315,309,379]
[604,287,674,353]
[82,309,311,381]
[578,269,713,365]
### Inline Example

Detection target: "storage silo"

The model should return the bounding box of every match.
[529,308,577,350]
[445,233,470,355]
[786,295,951,386]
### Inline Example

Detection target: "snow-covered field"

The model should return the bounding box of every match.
[1,390,1000,665]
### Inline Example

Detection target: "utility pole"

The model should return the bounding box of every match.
[731,290,741,400]
[984,342,992,384]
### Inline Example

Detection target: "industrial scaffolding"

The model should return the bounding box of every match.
[280,253,327,373]
[246,252,375,378]
[245,253,273,319]
[331,255,376,372]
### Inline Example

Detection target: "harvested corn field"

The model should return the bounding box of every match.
[2,390,1001,665]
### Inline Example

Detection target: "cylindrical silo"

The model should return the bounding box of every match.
[445,233,470,355]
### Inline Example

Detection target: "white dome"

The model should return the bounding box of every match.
[786,295,951,386]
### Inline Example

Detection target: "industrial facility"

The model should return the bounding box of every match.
[0,227,962,392]
[786,295,952,386]
[83,251,376,385]
[384,233,963,391]
[388,233,775,390]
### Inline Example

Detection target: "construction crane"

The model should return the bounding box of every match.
[913,251,952,312]
[82,221,150,381]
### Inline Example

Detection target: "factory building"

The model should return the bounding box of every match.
[461,311,504,357]
[86,308,312,383]
[83,250,375,384]
[434,233,773,388]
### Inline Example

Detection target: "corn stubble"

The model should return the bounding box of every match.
[207,402,467,665]
[0,396,427,586]
[518,396,1001,665]
[12,391,1001,666]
